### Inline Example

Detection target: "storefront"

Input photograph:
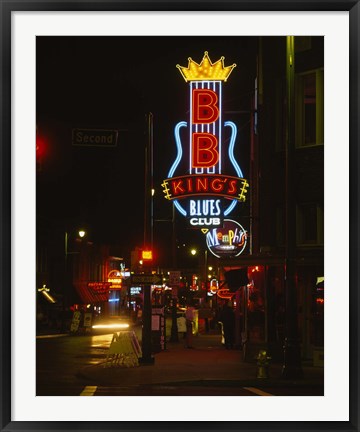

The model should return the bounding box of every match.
[219,256,324,362]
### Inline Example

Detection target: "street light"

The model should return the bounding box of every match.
[64,229,87,311]
[190,247,209,291]
[65,229,87,259]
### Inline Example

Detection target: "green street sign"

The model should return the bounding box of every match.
[72,128,118,147]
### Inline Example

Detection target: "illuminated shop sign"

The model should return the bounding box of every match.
[162,52,249,229]
[107,270,122,289]
[209,279,219,295]
[217,289,236,299]
[206,219,247,258]
[88,282,112,294]
[130,286,142,295]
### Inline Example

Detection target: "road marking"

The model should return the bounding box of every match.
[80,386,97,396]
[243,387,273,396]
[36,334,68,339]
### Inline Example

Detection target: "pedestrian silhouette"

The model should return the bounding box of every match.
[219,302,235,349]
[185,303,195,348]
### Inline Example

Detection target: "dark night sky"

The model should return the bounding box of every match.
[36,36,258,265]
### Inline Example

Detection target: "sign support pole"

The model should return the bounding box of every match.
[139,283,154,365]
[139,113,155,365]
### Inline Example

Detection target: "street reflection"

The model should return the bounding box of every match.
[90,327,142,350]
[90,333,113,348]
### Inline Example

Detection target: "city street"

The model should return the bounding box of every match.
[36,330,324,397]
[36,333,113,396]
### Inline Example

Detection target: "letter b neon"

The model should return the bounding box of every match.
[192,89,219,124]
[192,133,219,168]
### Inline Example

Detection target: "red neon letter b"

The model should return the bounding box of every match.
[192,89,219,124]
[192,133,219,168]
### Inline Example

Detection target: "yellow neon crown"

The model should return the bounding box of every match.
[177,51,236,82]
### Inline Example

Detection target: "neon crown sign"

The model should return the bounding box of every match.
[162,52,249,229]
[176,51,236,82]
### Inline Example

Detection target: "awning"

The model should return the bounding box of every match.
[75,281,108,303]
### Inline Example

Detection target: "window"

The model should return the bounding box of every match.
[295,69,324,147]
[297,203,324,245]
[275,205,285,246]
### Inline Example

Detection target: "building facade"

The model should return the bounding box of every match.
[225,36,324,363]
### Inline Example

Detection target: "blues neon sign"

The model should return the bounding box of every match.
[162,52,249,229]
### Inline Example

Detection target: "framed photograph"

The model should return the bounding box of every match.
[1,1,358,431]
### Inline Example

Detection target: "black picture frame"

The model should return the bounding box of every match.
[1,1,358,431]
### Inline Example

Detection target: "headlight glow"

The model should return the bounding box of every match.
[92,323,130,329]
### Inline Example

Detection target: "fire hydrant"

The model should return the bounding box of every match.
[256,349,271,379]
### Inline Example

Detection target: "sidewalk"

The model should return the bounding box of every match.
[77,332,324,391]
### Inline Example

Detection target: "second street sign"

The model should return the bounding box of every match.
[72,128,118,147]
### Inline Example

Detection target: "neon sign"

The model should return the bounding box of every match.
[130,287,142,295]
[209,279,219,295]
[107,270,122,289]
[162,52,249,229]
[206,219,248,258]
[162,174,248,201]
[88,282,111,294]
[217,289,236,299]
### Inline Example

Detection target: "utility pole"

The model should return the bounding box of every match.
[282,36,303,379]
[140,113,155,365]
[143,112,154,250]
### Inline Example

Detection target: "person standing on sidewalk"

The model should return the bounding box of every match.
[219,301,235,349]
[185,303,195,348]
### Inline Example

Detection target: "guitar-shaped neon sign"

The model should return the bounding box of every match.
[162,52,249,229]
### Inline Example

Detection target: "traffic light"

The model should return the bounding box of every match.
[141,250,153,261]
[36,134,46,172]
[36,135,46,159]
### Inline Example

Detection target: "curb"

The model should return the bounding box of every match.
[76,362,324,390]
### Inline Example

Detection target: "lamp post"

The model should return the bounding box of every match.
[65,229,86,260]
[64,229,86,308]
[190,248,198,291]
[190,248,208,292]
[204,249,208,292]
